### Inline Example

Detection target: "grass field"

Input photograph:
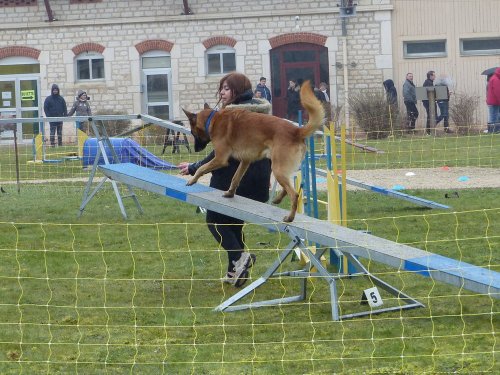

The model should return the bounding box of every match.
[0,133,499,374]
[1,131,500,183]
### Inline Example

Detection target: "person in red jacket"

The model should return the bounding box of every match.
[486,67,500,133]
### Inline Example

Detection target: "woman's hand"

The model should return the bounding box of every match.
[178,162,190,175]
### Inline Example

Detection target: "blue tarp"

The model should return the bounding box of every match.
[82,138,177,170]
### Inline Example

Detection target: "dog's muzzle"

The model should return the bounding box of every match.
[193,135,209,152]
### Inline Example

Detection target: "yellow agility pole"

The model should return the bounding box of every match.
[327,122,341,224]
[340,124,349,274]
[340,124,347,227]
[77,129,88,158]
[30,133,43,163]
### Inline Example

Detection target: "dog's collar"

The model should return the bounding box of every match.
[204,110,217,138]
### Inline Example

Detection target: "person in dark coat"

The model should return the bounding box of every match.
[286,79,300,121]
[43,84,67,147]
[255,76,272,103]
[402,73,418,130]
[383,79,398,108]
[178,72,272,287]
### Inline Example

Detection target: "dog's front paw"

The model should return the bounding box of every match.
[186,178,196,186]
[223,191,235,198]
[283,214,294,223]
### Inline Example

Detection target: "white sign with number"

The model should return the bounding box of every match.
[363,287,383,307]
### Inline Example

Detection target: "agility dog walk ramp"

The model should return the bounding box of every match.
[92,162,499,320]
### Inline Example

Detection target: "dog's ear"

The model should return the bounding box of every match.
[182,108,196,123]
[204,103,210,110]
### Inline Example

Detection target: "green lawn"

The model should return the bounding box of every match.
[1,132,500,183]
[0,132,499,374]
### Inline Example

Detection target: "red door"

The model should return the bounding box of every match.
[270,43,329,119]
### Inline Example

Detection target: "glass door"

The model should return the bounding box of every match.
[19,77,41,139]
[0,75,41,142]
[142,68,172,120]
[270,44,329,118]
[0,78,17,141]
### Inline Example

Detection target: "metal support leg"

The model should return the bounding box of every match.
[215,226,424,321]
[78,119,143,218]
[215,230,305,312]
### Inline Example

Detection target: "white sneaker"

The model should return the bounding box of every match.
[231,253,256,287]
[221,272,236,285]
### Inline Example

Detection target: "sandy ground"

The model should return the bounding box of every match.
[335,167,500,191]
[189,166,500,191]
[5,166,498,192]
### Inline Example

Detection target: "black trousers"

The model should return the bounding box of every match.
[206,210,245,273]
[49,122,63,146]
[404,101,419,129]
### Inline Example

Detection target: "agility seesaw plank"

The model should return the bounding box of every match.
[316,168,450,210]
[98,163,499,298]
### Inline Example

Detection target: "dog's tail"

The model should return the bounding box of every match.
[298,81,325,139]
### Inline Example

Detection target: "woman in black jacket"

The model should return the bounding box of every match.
[178,72,272,287]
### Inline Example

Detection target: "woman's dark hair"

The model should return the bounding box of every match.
[217,72,252,106]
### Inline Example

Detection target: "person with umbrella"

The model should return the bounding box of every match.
[486,67,500,133]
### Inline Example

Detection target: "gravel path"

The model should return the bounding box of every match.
[337,167,500,191]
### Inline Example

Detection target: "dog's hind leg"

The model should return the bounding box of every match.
[271,145,304,221]
[224,160,250,198]
[274,173,298,222]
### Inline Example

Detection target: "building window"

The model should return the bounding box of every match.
[206,45,236,75]
[0,0,36,6]
[403,40,447,58]
[75,53,104,81]
[460,37,500,56]
[70,0,102,3]
[142,53,171,69]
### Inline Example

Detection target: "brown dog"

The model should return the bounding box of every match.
[182,81,324,222]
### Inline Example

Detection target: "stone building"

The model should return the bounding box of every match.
[0,0,392,142]
[1,0,498,143]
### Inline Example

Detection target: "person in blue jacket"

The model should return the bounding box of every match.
[255,76,272,103]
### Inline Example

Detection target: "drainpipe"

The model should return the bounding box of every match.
[43,0,56,22]
[182,0,193,15]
